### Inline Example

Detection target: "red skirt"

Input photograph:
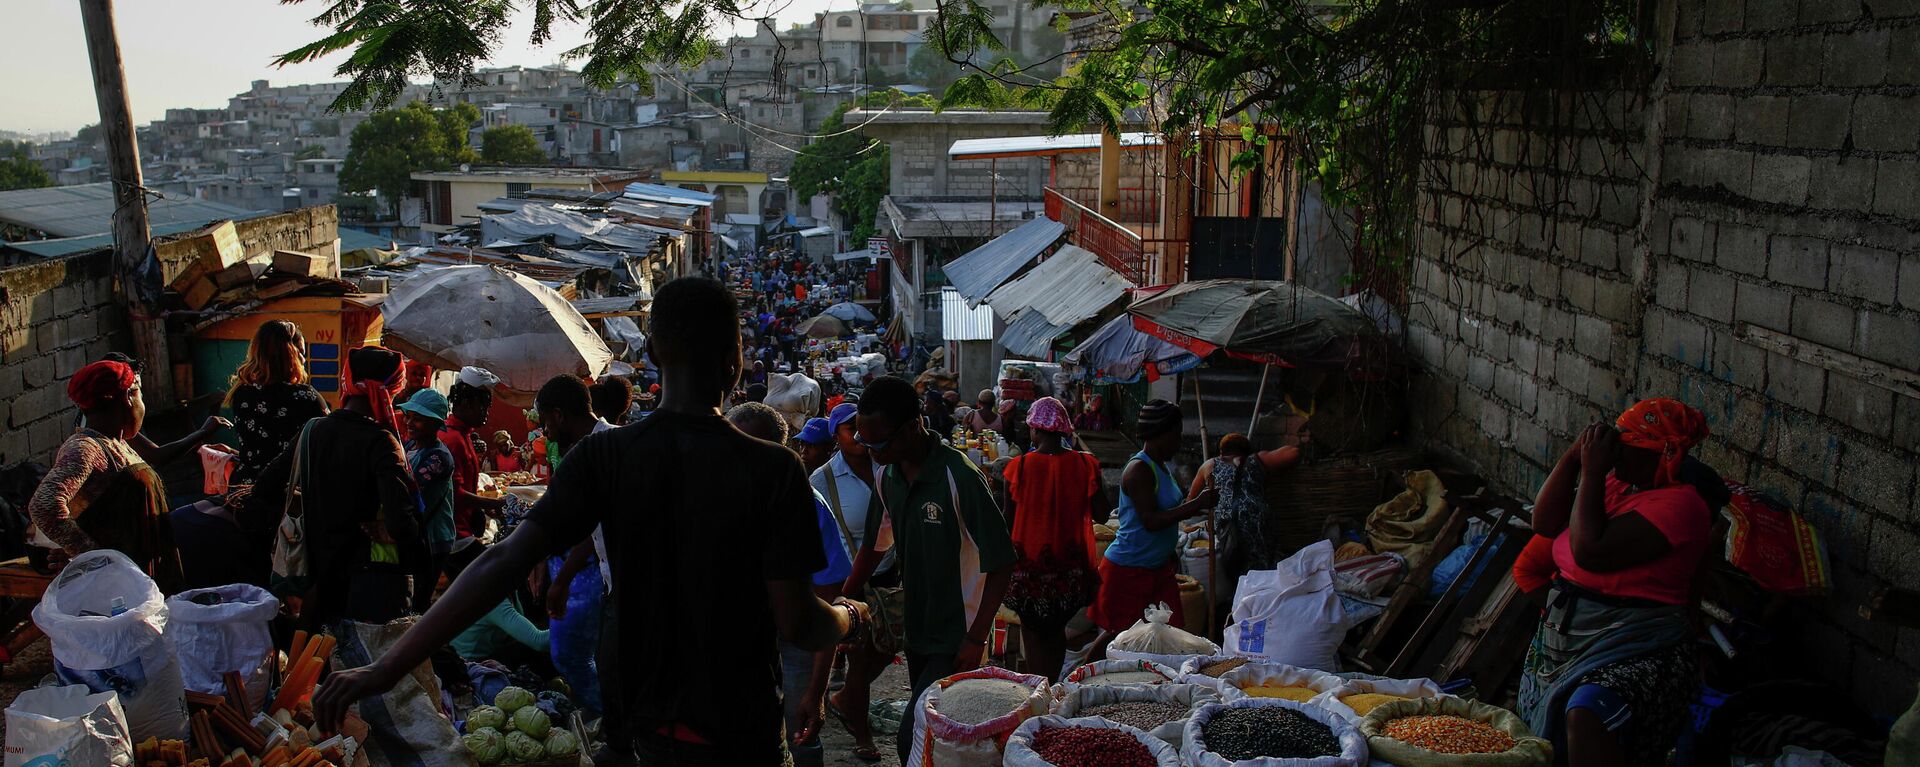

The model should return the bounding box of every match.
[1088,557,1184,633]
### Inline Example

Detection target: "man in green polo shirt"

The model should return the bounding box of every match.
[844,375,1016,764]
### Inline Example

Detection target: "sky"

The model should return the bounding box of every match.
[2,0,841,136]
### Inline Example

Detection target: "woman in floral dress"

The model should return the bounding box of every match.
[226,320,327,486]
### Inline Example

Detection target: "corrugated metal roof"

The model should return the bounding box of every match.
[623,182,717,207]
[339,227,396,252]
[0,183,256,238]
[943,216,1064,305]
[3,219,211,258]
[984,245,1133,328]
[948,132,1162,161]
[999,311,1070,358]
[941,287,995,341]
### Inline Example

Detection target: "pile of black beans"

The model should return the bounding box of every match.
[1201,706,1340,760]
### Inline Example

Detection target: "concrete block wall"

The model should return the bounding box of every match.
[0,251,130,466]
[1405,0,1920,717]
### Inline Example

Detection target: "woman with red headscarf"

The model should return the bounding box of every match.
[1518,398,1714,767]
[28,360,183,591]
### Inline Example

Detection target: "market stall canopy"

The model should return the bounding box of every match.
[1127,279,1385,368]
[942,216,1066,305]
[380,264,612,405]
[796,313,850,338]
[984,245,1133,358]
[822,302,877,323]
[832,248,883,262]
[1063,312,1202,383]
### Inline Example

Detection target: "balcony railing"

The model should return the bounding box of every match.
[1045,187,1149,286]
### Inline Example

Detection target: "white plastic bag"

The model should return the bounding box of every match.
[1109,602,1220,669]
[1004,715,1181,767]
[1223,541,1352,671]
[4,684,134,767]
[31,550,188,740]
[166,585,281,713]
[1054,683,1220,749]
[1181,699,1370,767]
[1314,677,1447,723]
[1215,663,1343,703]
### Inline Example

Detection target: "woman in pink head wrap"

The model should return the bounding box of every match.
[998,396,1108,680]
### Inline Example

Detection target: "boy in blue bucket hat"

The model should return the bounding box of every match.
[796,416,835,474]
[398,388,457,612]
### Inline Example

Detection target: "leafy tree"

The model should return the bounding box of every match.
[295,144,329,161]
[480,125,549,164]
[74,124,102,146]
[0,141,49,192]
[907,42,964,94]
[340,101,479,216]
[790,91,933,243]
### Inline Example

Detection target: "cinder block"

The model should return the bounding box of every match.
[1791,294,1857,350]
[1765,33,1824,87]
[1824,29,1890,86]
[1800,0,1861,24]
[1735,279,1793,331]
[1669,216,1715,263]
[1841,442,1916,517]
[1786,94,1853,151]
[0,367,21,401]
[1563,269,1597,311]
[1510,335,1541,375]
[1890,27,1920,85]
[1652,309,1712,361]
[1825,372,1895,439]
[1744,0,1796,29]
[1900,255,1920,310]
[1809,156,1876,210]
[1750,154,1811,206]
[1705,0,1746,34]
[1581,228,1621,271]
[1871,158,1920,219]
[1688,267,1737,323]
[1734,95,1790,145]
[1700,147,1754,197]
[1656,265,1690,311]
[1853,95,1920,153]
[19,354,55,388]
[1594,280,1638,323]
[1856,311,1920,368]
[1713,39,1765,87]
[1574,314,1614,359]
[1689,93,1735,141]
[1768,235,1830,289]
[1830,244,1900,305]
[1764,350,1828,414]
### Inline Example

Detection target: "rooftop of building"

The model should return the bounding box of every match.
[0,183,257,239]
[409,166,645,182]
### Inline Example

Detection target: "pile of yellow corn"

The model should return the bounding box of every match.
[1383,714,1516,754]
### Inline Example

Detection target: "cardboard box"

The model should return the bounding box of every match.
[211,261,259,291]
[271,250,330,278]
[180,277,218,310]
[169,259,211,293]
[173,220,244,276]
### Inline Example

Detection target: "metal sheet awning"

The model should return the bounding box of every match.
[999,311,1072,358]
[949,132,1163,161]
[833,248,887,261]
[984,244,1133,329]
[940,287,995,342]
[943,216,1065,305]
[622,182,717,208]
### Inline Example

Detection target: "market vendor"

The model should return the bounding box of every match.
[1089,400,1216,651]
[446,542,550,670]
[443,366,507,539]
[29,360,184,592]
[1519,398,1714,767]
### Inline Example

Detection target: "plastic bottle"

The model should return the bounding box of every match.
[110,596,127,617]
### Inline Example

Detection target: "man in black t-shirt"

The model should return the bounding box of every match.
[315,278,869,766]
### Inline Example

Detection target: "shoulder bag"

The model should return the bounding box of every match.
[270,422,314,594]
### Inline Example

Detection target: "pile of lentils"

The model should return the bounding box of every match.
[1080,701,1190,730]
[1082,671,1167,686]
[1031,726,1157,767]
[1383,715,1516,754]
[937,678,1033,725]
[1198,658,1250,677]
[1201,706,1341,760]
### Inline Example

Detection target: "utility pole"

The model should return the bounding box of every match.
[78,0,151,304]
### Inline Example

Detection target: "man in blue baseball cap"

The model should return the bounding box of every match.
[796,416,834,474]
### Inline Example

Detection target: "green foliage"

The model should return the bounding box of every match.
[480,125,548,164]
[295,144,329,161]
[789,91,933,243]
[0,141,50,191]
[341,101,479,215]
[74,124,102,146]
[908,41,963,94]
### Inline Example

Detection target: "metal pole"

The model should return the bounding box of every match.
[1248,363,1271,435]
[1192,368,1216,634]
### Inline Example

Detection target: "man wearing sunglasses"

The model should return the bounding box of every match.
[842,375,1016,764]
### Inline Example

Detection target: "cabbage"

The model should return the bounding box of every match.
[465,705,507,733]
[462,727,505,765]
[503,730,546,762]
[511,705,552,739]
[543,729,580,757]
[494,685,536,714]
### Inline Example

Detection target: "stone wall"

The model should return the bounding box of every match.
[0,251,129,466]
[1405,0,1920,716]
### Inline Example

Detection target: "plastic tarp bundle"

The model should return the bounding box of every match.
[1222,542,1353,672]
[1359,697,1551,767]
[3,684,134,767]
[1182,699,1370,767]
[166,584,280,714]
[32,550,189,740]
[907,667,1052,767]
[1127,279,1385,369]
[1004,715,1182,767]
[380,265,612,405]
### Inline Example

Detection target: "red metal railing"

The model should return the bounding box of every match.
[1045,187,1149,285]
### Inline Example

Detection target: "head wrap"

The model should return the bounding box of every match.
[457,366,500,389]
[68,360,137,411]
[342,347,406,433]
[492,430,515,447]
[1615,397,1709,487]
[1026,396,1073,434]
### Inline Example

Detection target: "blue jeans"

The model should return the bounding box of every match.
[547,556,604,718]
[778,640,824,767]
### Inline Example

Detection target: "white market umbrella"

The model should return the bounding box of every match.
[381,265,612,405]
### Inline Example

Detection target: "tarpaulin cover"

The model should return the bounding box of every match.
[823,302,877,323]
[1128,279,1384,369]
[380,265,612,406]
[1062,313,1202,384]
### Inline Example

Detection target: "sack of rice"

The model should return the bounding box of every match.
[906,667,1051,766]
[1059,659,1179,695]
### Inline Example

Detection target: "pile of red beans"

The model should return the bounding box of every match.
[1030,725,1157,767]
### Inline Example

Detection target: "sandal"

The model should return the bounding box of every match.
[825,699,882,762]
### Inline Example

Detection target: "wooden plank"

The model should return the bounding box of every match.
[1386,507,1516,676]
[1349,504,1470,670]
[1738,322,1920,399]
